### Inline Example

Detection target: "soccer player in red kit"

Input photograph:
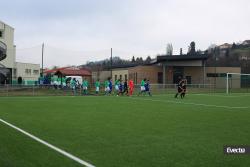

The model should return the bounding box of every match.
[128,79,134,96]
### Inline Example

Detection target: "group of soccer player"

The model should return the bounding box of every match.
[69,76,187,98]
[97,77,136,96]
[138,78,152,96]
[174,76,187,99]
[99,77,152,96]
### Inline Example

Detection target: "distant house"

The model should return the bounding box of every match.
[45,66,92,83]
[219,43,232,50]
[242,40,250,46]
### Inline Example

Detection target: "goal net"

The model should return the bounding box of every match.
[226,73,250,94]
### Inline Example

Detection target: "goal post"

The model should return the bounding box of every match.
[226,73,250,94]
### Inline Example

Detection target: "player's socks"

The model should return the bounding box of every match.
[175,93,178,98]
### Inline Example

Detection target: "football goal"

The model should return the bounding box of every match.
[226,73,250,94]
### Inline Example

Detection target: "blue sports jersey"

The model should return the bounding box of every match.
[119,83,123,91]
[145,83,149,91]
[109,81,112,90]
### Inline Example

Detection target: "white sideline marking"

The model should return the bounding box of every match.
[130,97,249,109]
[192,94,250,98]
[153,94,250,98]
[0,118,95,167]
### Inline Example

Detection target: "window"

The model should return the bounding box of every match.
[125,74,127,81]
[25,69,31,75]
[13,69,17,78]
[206,73,231,78]
[33,70,39,75]
[157,72,163,84]
[185,76,192,84]
[119,75,122,80]
[0,31,2,38]
[115,75,117,81]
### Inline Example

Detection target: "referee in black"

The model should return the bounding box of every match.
[175,76,183,98]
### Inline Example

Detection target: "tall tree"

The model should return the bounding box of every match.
[131,56,135,63]
[166,43,173,56]
[139,57,143,64]
[188,41,196,55]
[145,56,152,63]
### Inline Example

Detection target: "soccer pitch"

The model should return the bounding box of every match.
[0,94,250,167]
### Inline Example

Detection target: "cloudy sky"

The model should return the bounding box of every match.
[1,0,250,67]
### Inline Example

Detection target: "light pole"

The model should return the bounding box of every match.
[41,43,44,76]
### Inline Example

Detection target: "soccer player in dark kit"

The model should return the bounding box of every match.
[123,79,129,96]
[175,76,183,98]
[180,79,187,99]
[145,79,152,96]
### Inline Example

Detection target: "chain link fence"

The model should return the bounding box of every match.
[0,83,230,97]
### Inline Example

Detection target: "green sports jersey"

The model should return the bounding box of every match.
[104,80,109,87]
[52,76,57,82]
[95,81,100,87]
[82,80,88,87]
[141,80,145,86]
[70,80,76,87]
[62,78,66,84]
[115,80,119,86]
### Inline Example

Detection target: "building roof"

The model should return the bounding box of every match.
[0,20,15,30]
[155,54,208,63]
[45,66,91,76]
[44,67,69,74]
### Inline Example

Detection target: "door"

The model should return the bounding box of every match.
[173,67,184,84]
[158,72,163,84]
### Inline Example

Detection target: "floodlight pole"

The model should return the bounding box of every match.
[110,48,113,79]
[226,73,229,94]
[41,43,44,76]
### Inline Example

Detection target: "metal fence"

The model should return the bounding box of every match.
[0,83,231,97]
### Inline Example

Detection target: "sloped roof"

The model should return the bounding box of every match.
[44,67,69,74]
[45,66,91,76]
[57,68,91,76]
[156,54,208,63]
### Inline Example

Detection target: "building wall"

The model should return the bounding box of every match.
[183,66,241,87]
[165,60,203,67]
[14,62,40,85]
[112,69,129,82]
[92,70,111,82]
[128,65,162,84]
[205,67,241,88]
[184,67,204,84]
[0,21,16,68]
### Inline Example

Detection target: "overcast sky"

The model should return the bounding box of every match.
[1,0,250,67]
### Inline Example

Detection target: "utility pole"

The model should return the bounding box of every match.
[41,43,44,76]
[110,48,113,79]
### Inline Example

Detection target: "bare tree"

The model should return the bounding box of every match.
[166,43,173,56]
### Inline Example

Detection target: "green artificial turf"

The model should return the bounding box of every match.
[0,94,250,167]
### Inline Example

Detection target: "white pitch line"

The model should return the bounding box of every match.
[130,97,249,109]
[192,93,250,98]
[0,118,95,167]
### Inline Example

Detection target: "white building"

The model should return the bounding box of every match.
[0,20,40,85]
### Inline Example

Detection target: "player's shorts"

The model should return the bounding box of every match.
[105,87,110,92]
[96,87,100,92]
[178,87,182,93]
[115,85,119,90]
[83,86,88,90]
[141,86,145,91]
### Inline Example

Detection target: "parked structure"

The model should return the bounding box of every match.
[0,20,40,84]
